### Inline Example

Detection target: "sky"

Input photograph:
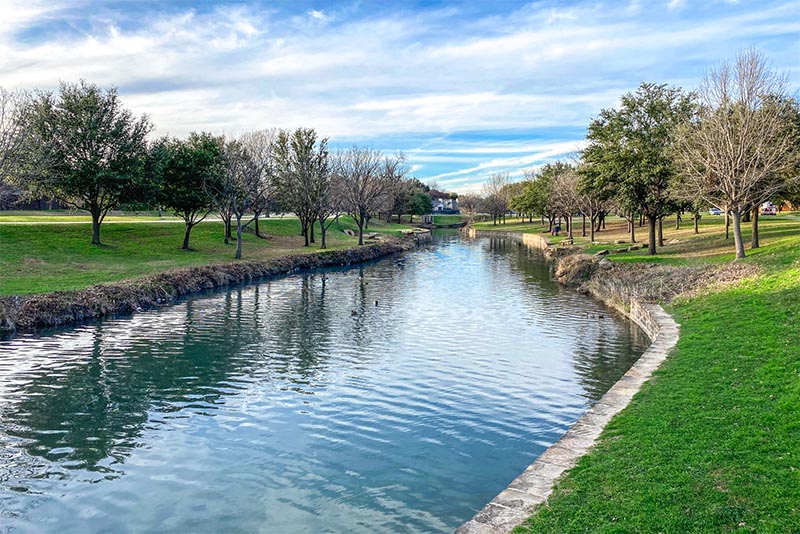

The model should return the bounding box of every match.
[0,1,798,193]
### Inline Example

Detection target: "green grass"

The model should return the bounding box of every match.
[0,209,182,222]
[0,216,410,295]
[432,214,467,225]
[515,220,800,532]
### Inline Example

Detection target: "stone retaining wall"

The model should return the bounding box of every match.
[466,228,549,251]
[456,236,680,534]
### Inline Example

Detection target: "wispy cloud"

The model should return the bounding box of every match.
[0,0,798,192]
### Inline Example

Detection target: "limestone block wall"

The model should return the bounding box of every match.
[455,232,679,534]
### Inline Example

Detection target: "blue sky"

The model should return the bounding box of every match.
[1,0,798,192]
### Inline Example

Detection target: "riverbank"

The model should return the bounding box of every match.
[468,216,800,532]
[0,236,416,334]
[0,216,412,295]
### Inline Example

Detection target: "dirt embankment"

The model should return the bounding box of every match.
[554,253,761,309]
[0,238,415,334]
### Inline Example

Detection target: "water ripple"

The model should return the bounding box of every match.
[0,232,648,533]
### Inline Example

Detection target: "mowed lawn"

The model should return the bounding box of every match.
[0,216,410,295]
[497,215,800,532]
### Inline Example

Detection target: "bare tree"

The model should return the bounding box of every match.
[380,153,410,222]
[226,139,261,259]
[239,129,277,238]
[0,88,29,207]
[303,134,335,249]
[673,50,799,259]
[482,172,510,224]
[459,194,481,222]
[551,167,581,240]
[337,146,389,245]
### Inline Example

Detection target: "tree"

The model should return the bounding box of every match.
[380,153,410,222]
[0,88,29,207]
[224,136,273,259]
[525,163,569,231]
[584,82,693,255]
[337,146,391,245]
[578,161,620,242]
[482,172,510,224]
[153,132,224,250]
[406,190,431,222]
[20,81,151,245]
[238,129,277,238]
[273,128,326,247]
[550,164,580,240]
[459,194,481,222]
[672,50,799,259]
[299,132,334,249]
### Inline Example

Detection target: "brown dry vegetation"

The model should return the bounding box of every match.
[0,237,413,334]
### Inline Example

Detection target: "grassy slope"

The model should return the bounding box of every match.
[432,214,467,225]
[512,218,800,532]
[0,216,410,295]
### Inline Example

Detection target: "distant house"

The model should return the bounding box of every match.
[432,196,459,212]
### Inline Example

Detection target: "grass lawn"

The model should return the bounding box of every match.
[0,216,410,295]
[512,216,800,532]
[432,214,467,225]
[0,209,184,223]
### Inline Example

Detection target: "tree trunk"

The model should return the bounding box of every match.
[589,215,596,243]
[657,218,664,247]
[235,214,243,259]
[751,206,760,249]
[357,217,365,246]
[647,216,657,255]
[320,224,327,249]
[182,223,193,250]
[582,214,586,237]
[302,220,309,246]
[568,214,573,240]
[731,210,746,259]
[675,212,681,230]
[694,211,699,234]
[310,219,316,243]
[254,213,260,237]
[91,210,102,245]
[630,216,636,243]
[725,210,730,240]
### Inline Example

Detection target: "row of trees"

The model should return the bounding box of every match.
[0,81,443,258]
[480,50,800,259]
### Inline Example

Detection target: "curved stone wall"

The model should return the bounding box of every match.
[456,233,680,534]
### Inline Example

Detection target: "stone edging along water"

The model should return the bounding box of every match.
[0,236,421,335]
[456,229,680,534]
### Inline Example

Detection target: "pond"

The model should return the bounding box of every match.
[0,233,649,533]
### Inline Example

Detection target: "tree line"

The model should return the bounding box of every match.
[0,81,440,258]
[473,50,800,259]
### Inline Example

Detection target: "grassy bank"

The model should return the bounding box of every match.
[0,216,410,295]
[505,216,800,532]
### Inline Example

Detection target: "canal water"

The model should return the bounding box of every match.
[0,233,648,533]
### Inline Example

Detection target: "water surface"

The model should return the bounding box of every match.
[0,233,648,533]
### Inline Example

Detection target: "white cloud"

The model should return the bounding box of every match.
[0,0,798,190]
